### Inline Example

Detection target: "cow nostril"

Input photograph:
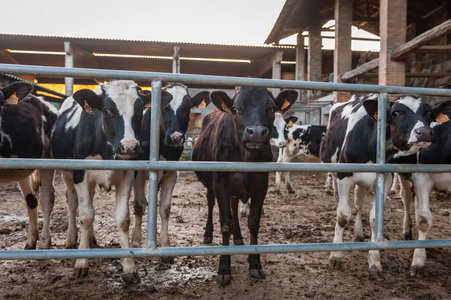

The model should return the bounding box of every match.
[262,128,268,136]
[246,128,254,135]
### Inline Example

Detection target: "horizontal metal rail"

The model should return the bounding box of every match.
[0,63,450,263]
[1,63,451,96]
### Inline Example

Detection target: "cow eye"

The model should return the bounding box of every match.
[103,108,115,118]
[392,111,403,117]
[231,107,239,115]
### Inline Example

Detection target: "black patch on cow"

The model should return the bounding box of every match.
[26,194,38,209]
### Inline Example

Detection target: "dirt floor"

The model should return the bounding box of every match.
[0,170,450,300]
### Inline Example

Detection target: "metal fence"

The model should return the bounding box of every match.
[1,63,451,261]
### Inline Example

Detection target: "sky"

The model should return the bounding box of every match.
[1,0,379,50]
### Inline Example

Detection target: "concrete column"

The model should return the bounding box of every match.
[308,18,322,99]
[272,51,283,95]
[296,33,306,101]
[64,41,74,96]
[379,0,406,95]
[173,46,180,74]
[333,0,352,102]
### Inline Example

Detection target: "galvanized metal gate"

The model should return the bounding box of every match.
[0,63,450,262]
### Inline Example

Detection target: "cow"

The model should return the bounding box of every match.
[397,100,451,277]
[192,86,298,286]
[274,117,327,194]
[0,82,57,250]
[131,83,210,251]
[319,94,434,280]
[51,80,172,283]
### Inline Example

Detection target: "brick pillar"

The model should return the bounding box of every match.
[272,51,283,96]
[296,33,306,101]
[333,0,352,103]
[308,18,322,99]
[379,0,406,97]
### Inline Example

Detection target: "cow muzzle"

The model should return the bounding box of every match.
[278,141,287,148]
[168,132,185,147]
[243,126,269,149]
[409,126,433,148]
[118,140,141,157]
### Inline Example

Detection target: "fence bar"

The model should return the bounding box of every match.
[1,63,451,96]
[146,80,163,249]
[375,93,388,242]
[1,239,451,260]
[0,158,450,173]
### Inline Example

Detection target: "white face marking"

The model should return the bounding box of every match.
[407,120,428,143]
[270,112,287,147]
[397,96,421,113]
[166,85,189,115]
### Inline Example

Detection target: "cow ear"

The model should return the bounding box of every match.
[1,82,33,105]
[362,99,380,122]
[274,89,298,114]
[431,100,451,124]
[140,90,173,109]
[210,91,233,113]
[73,89,104,114]
[191,91,211,109]
[284,116,298,127]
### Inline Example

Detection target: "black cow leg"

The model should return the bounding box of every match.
[217,255,232,286]
[203,189,215,244]
[248,254,266,279]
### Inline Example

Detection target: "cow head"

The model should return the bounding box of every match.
[271,113,289,148]
[0,82,33,128]
[210,87,298,150]
[363,95,433,156]
[161,83,210,147]
[73,80,172,159]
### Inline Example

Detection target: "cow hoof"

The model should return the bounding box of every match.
[404,233,413,241]
[249,269,266,280]
[368,270,384,281]
[160,256,175,264]
[24,244,36,250]
[410,266,425,278]
[216,274,232,286]
[65,243,78,249]
[288,190,295,194]
[354,235,364,242]
[240,212,247,217]
[275,190,280,195]
[123,272,141,284]
[39,239,51,250]
[328,258,342,270]
[233,238,244,245]
[89,237,100,248]
[74,267,89,278]
[203,236,213,244]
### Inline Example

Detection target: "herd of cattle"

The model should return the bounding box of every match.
[0,80,450,286]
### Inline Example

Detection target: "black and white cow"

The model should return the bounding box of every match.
[274,117,326,194]
[320,94,434,279]
[0,82,57,250]
[51,80,172,283]
[396,100,451,277]
[132,83,210,250]
[192,87,298,285]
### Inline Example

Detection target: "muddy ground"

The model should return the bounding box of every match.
[0,171,450,299]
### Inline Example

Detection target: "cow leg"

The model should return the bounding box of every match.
[159,170,177,248]
[353,185,366,242]
[38,169,55,249]
[203,188,215,244]
[87,183,98,248]
[62,171,78,249]
[114,171,139,283]
[286,172,295,194]
[131,170,147,248]
[73,176,95,278]
[367,173,392,280]
[239,200,249,217]
[275,148,284,194]
[17,176,39,250]
[231,196,244,245]
[329,176,353,270]
[411,173,433,277]
[399,176,413,240]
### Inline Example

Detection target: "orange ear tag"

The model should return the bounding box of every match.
[221,102,231,113]
[5,93,19,105]
[436,113,450,124]
[373,112,378,122]
[145,102,152,108]
[84,100,95,115]
[198,100,206,110]
[281,99,290,112]
[287,120,294,127]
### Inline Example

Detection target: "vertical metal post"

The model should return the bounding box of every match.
[146,80,163,249]
[375,92,387,242]
[64,42,74,96]
[272,51,283,96]
[173,46,180,74]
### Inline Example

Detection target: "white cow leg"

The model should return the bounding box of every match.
[286,172,295,194]
[367,173,392,280]
[275,172,282,194]
[115,171,139,283]
[159,171,177,249]
[329,176,353,270]
[239,201,249,217]
[18,176,39,250]
[38,169,55,249]
[399,176,413,240]
[131,170,147,248]
[411,173,433,277]
[63,172,78,249]
[353,185,366,242]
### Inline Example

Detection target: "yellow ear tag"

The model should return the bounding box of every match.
[198,100,207,110]
[221,102,231,113]
[281,99,290,111]
[436,113,450,124]
[145,102,152,108]
[84,100,95,115]
[5,92,19,105]
[373,112,378,121]
[287,120,294,127]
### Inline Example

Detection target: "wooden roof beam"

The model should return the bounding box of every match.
[412,45,451,53]
[340,58,379,82]
[391,19,451,60]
